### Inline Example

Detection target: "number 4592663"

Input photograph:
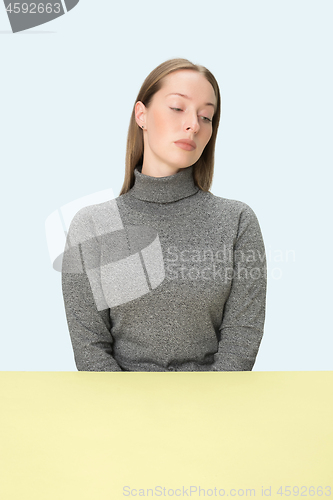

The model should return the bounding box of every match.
[5,3,61,14]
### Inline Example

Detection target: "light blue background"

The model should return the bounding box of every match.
[1,0,332,371]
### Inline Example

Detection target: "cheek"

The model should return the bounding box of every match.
[152,108,181,137]
[201,128,212,149]
[207,126,214,143]
[150,109,168,136]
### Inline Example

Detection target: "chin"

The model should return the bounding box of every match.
[171,155,197,169]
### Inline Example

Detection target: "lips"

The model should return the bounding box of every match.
[174,139,196,151]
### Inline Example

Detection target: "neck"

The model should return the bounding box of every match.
[141,163,182,178]
[128,164,199,204]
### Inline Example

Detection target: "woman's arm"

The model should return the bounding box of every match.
[212,204,267,371]
[61,207,123,372]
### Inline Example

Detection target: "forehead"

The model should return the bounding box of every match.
[159,70,216,105]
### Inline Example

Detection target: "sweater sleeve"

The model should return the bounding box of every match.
[61,207,123,372]
[211,203,267,371]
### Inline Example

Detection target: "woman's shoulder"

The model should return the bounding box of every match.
[201,192,265,243]
[67,198,123,238]
[201,190,259,220]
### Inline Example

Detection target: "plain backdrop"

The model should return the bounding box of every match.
[0,0,332,370]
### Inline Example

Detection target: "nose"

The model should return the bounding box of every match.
[184,113,200,134]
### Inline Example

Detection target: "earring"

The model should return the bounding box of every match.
[141,125,144,129]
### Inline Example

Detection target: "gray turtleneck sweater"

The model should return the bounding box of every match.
[61,165,267,371]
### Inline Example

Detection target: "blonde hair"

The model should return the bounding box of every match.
[119,58,221,196]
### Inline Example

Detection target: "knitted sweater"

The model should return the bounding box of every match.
[61,164,267,371]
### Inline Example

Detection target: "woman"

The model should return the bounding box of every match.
[61,58,267,372]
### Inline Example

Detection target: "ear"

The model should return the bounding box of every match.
[135,101,147,130]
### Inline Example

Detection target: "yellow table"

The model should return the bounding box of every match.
[1,372,332,499]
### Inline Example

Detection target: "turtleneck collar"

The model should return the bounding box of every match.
[128,164,199,204]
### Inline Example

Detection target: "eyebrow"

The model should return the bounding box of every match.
[165,92,216,109]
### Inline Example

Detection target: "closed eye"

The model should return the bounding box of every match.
[170,108,212,123]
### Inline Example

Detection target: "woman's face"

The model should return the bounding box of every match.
[135,69,217,176]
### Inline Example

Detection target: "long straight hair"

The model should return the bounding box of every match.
[119,58,221,196]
